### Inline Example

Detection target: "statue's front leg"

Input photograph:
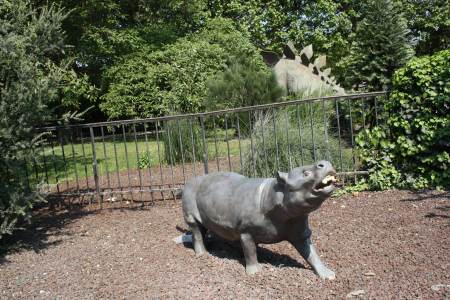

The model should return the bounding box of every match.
[290,235,335,280]
[240,233,261,275]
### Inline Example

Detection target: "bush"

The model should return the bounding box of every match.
[0,1,67,239]
[100,18,264,119]
[162,119,204,164]
[356,50,450,190]
[242,110,353,177]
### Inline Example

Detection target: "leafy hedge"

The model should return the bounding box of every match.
[100,18,264,119]
[356,49,450,189]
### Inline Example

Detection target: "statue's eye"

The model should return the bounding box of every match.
[303,170,312,177]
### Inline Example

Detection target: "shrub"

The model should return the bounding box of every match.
[242,110,353,177]
[356,50,450,190]
[162,119,204,164]
[0,1,67,239]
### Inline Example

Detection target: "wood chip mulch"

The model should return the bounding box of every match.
[1,190,449,299]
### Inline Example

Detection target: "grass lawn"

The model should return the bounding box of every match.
[27,135,246,186]
[26,128,356,187]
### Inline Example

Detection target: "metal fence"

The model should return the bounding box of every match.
[27,91,388,207]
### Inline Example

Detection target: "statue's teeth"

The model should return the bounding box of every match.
[322,175,336,184]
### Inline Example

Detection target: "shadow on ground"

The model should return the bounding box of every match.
[400,191,450,202]
[180,232,306,270]
[0,202,95,264]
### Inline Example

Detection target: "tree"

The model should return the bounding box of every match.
[205,57,283,110]
[402,0,450,55]
[0,0,71,239]
[100,18,265,119]
[208,0,354,81]
[41,0,209,121]
[343,0,414,91]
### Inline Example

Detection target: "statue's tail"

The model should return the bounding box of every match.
[173,233,193,244]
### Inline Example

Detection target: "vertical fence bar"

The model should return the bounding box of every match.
[272,108,279,171]
[334,99,344,172]
[248,111,256,177]
[361,97,367,131]
[284,108,292,170]
[374,96,379,127]
[322,99,331,161]
[100,126,111,193]
[236,116,243,174]
[347,98,356,175]
[58,129,70,191]
[165,120,176,197]
[133,124,143,201]
[122,124,133,202]
[155,121,165,200]
[79,129,90,192]
[296,104,305,166]
[224,115,232,171]
[188,118,197,176]
[143,122,155,202]
[176,119,187,184]
[111,126,122,202]
[49,136,60,194]
[39,139,50,193]
[308,101,317,162]
[212,117,220,171]
[200,116,208,174]
[70,132,80,193]
[31,146,39,185]
[89,127,102,208]
[260,110,269,177]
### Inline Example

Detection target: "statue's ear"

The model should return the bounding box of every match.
[276,171,289,185]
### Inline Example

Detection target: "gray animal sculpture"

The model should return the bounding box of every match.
[181,160,337,279]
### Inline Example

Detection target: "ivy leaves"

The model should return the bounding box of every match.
[356,50,450,190]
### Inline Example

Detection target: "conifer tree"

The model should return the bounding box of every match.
[344,0,414,91]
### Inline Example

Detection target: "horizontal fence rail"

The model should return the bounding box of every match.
[26,91,388,208]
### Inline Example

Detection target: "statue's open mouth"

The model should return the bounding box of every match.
[313,173,337,192]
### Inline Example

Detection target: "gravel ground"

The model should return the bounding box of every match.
[1,190,449,299]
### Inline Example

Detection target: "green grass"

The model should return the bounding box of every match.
[27,135,245,186]
[27,125,355,187]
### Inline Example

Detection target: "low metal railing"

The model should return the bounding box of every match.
[26,91,387,207]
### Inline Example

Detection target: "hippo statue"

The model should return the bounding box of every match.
[180,160,337,279]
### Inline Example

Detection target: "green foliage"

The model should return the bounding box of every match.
[101,18,264,119]
[205,58,283,110]
[210,1,353,73]
[343,0,414,91]
[0,0,68,239]
[356,50,450,190]
[162,119,204,164]
[242,110,354,177]
[403,0,450,55]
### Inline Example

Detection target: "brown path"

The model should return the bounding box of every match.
[1,190,449,299]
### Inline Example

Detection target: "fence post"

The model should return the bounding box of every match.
[200,116,208,174]
[89,127,102,208]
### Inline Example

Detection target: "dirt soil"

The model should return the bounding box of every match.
[1,190,449,299]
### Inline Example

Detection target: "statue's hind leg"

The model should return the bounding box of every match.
[185,214,207,256]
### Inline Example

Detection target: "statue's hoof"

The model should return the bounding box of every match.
[245,264,262,275]
[318,269,335,280]
[195,249,206,257]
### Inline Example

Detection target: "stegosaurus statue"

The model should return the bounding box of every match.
[261,41,345,96]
